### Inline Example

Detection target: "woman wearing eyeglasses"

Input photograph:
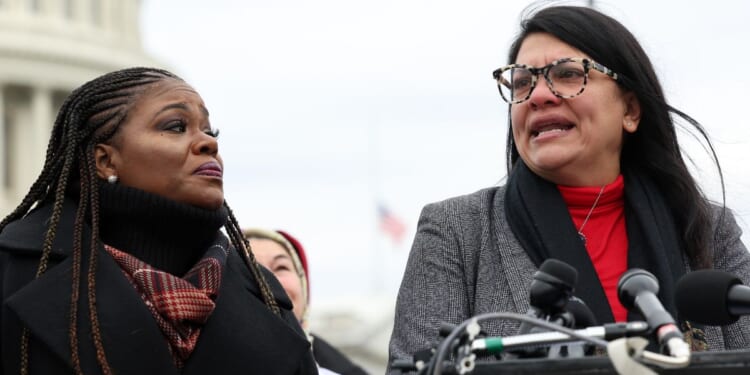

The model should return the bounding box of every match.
[388,5,750,371]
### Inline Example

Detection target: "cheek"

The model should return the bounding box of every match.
[510,107,527,138]
[580,86,625,121]
[121,140,169,168]
[278,274,303,300]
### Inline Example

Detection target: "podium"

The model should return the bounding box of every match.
[471,350,750,374]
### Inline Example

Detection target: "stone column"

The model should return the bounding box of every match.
[26,85,52,194]
[71,0,84,23]
[100,0,112,30]
[0,84,6,213]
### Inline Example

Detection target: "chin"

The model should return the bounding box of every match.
[191,194,225,210]
[528,149,575,169]
[201,199,225,210]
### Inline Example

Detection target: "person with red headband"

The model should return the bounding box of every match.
[244,228,368,375]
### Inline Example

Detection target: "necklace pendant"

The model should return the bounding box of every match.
[575,184,605,247]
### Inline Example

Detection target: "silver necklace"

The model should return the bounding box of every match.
[577,184,606,245]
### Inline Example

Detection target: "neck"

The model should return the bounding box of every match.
[98,182,228,276]
[529,161,621,187]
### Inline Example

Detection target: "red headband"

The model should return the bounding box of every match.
[276,230,310,299]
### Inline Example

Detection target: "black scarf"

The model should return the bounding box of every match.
[504,162,686,325]
[98,182,228,276]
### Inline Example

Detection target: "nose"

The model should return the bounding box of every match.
[193,131,219,156]
[526,77,561,109]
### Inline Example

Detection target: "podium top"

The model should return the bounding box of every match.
[471,349,750,375]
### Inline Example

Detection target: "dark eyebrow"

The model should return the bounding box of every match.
[153,102,210,119]
[154,103,188,118]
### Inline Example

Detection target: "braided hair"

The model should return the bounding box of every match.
[0,67,280,374]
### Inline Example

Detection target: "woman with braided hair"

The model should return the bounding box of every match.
[0,67,318,374]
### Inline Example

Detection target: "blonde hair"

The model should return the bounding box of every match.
[242,228,310,328]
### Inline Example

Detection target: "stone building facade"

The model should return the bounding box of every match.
[0,0,159,214]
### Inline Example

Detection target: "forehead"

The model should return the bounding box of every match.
[130,78,205,112]
[249,238,291,262]
[515,32,589,66]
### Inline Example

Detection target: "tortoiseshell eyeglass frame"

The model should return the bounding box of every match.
[492,57,619,104]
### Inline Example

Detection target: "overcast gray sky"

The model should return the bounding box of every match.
[141,0,750,302]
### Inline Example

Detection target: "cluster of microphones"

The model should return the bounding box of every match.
[391,259,750,375]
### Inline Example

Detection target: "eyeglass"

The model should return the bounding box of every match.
[492,57,619,104]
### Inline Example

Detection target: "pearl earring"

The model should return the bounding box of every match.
[107,175,118,184]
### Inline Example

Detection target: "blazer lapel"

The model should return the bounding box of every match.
[492,189,536,315]
[6,246,179,375]
[183,251,311,375]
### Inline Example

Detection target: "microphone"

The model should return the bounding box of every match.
[566,296,598,329]
[517,258,578,335]
[510,259,602,359]
[675,269,750,325]
[617,269,689,357]
[544,297,599,359]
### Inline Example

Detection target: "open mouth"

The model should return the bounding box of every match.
[531,122,575,138]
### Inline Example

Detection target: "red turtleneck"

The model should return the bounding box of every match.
[557,175,628,322]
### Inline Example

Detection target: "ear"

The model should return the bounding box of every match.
[94,144,118,180]
[622,92,641,134]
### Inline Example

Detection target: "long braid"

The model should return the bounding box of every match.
[82,143,113,375]
[19,120,82,375]
[70,154,89,375]
[223,202,281,316]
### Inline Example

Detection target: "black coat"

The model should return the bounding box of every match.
[312,335,368,375]
[0,200,318,375]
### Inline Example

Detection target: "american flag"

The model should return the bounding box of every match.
[378,203,407,245]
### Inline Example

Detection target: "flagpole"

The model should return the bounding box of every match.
[367,115,386,296]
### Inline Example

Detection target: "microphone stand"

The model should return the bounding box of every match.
[428,312,690,375]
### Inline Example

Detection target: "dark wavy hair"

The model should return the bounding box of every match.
[504,6,721,269]
[0,67,281,375]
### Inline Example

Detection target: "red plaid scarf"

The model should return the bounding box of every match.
[105,243,228,368]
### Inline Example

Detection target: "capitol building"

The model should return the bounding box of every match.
[0,0,160,214]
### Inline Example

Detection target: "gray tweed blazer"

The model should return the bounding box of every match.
[387,185,750,368]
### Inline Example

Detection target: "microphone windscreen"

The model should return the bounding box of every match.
[617,268,658,309]
[675,270,741,325]
[567,297,598,328]
[538,258,577,289]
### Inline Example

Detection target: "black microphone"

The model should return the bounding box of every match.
[675,269,750,325]
[545,297,599,358]
[566,296,598,329]
[517,258,578,335]
[617,268,689,357]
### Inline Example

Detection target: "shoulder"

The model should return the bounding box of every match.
[706,203,750,273]
[708,203,743,233]
[409,184,514,268]
[420,185,507,219]
[707,203,746,252]
[312,334,368,375]
[0,199,78,258]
